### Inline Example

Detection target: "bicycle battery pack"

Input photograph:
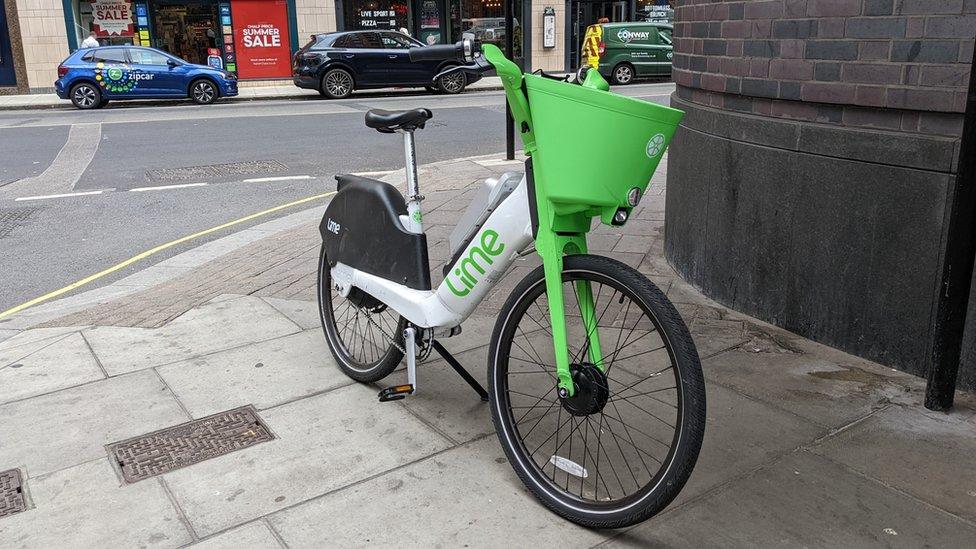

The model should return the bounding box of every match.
[321,175,432,290]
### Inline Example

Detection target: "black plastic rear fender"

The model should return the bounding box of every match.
[320,175,431,291]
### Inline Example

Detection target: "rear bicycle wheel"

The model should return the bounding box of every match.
[488,254,705,528]
[317,245,405,382]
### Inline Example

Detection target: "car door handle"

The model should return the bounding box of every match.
[343,54,354,59]
[388,55,398,59]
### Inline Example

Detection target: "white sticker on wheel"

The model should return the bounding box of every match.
[549,455,589,478]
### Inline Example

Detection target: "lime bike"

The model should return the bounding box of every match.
[316,39,705,528]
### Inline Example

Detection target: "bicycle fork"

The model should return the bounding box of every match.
[536,229,605,398]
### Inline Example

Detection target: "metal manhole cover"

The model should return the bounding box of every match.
[146,160,288,182]
[106,405,274,484]
[0,469,27,519]
[0,207,41,238]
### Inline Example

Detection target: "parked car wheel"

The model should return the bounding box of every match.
[190,78,218,105]
[436,70,466,94]
[321,68,354,99]
[70,82,101,110]
[611,62,635,85]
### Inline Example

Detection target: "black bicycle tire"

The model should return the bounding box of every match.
[488,254,706,528]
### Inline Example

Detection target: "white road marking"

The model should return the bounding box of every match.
[15,190,104,201]
[350,170,397,178]
[130,182,209,192]
[241,175,313,183]
[0,123,102,198]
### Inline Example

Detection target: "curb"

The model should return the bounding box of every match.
[0,83,506,112]
[0,151,520,332]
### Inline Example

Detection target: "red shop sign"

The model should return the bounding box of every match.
[231,0,291,78]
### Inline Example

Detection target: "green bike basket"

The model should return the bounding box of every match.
[523,74,684,217]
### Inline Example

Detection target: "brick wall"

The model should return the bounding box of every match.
[672,0,976,136]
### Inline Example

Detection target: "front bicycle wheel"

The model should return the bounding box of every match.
[317,245,406,383]
[488,254,705,528]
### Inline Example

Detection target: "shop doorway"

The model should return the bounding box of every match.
[567,0,629,70]
[0,2,18,87]
[152,0,221,65]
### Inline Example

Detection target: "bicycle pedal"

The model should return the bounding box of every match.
[378,384,415,402]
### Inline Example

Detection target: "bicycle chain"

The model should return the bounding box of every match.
[362,309,406,355]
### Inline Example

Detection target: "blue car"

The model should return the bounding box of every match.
[56,46,238,109]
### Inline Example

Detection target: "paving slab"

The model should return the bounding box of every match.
[191,521,282,549]
[0,370,188,478]
[810,403,976,522]
[260,297,321,331]
[396,345,493,444]
[0,332,104,405]
[701,345,915,430]
[0,327,82,354]
[269,437,611,547]
[83,296,301,375]
[0,459,191,547]
[156,329,348,418]
[670,383,824,507]
[162,383,452,537]
[608,450,976,547]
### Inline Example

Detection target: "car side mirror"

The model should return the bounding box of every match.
[167,59,179,68]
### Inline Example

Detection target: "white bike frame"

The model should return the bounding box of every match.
[330,133,534,331]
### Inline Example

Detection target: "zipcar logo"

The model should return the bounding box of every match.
[617,29,651,43]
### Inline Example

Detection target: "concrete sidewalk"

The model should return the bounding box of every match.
[0,77,503,110]
[0,154,974,547]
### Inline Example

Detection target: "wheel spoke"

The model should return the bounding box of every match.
[497,264,691,511]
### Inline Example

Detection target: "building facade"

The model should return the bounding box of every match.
[1,0,670,93]
[665,0,976,389]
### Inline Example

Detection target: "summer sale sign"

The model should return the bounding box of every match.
[231,0,291,78]
[91,0,134,37]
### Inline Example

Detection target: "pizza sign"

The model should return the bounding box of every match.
[92,0,134,37]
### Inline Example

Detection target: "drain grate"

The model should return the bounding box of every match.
[0,207,41,239]
[106,405,274,484]
[0,469,27,519]
[146,160,287,182]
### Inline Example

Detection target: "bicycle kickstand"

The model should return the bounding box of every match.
[378,328,489,403]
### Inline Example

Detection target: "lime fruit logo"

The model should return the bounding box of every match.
[646,133,666,158]
[94,62,138,93]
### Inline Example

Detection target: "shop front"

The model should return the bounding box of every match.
[0,1,19,88]
[67,0,298,79]
[337,0,523,61]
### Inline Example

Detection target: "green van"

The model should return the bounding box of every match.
[580,21,673,85]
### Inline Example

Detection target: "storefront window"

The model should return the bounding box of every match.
[343,0,410,32]
[73,0,137,47]
[635,0,673,23]
[449,0,521,58]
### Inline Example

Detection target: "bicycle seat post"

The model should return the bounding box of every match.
[401,129,424,235]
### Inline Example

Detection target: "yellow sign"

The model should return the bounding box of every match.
[139,30,150,40]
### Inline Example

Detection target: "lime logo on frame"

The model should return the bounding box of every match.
[445,229,505,297]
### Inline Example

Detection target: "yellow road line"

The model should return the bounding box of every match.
[0,191,336,320]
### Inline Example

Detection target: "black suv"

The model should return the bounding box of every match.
[293,31,479,99]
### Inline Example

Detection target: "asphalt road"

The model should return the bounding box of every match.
[0,82,675,313]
